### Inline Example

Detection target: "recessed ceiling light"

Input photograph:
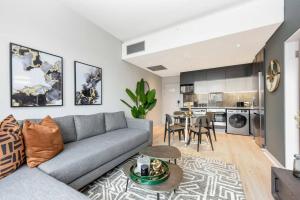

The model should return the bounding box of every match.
[236,43,241,48]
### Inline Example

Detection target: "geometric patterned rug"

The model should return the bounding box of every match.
[81,156,246,200]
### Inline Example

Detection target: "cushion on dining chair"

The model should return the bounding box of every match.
[190,126,208,133]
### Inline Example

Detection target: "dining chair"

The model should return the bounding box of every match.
[173,111,185,126]
[189,116,214,151]
[206,112,217,141]
[164,114,185,146]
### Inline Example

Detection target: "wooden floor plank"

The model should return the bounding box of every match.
[153,126,274,200]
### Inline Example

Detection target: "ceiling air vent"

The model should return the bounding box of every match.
[147,65,167,71]
[126,41,145,55]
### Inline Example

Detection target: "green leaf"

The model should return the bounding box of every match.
[120,99,133,109]
[140,80,146,102]
[135,80,141,95]
[147,99,157,111]
[125,89,137,106]
[147,89,156,103]
[138,106,146,119]
[123,78,156,119]
[131,106,140,118]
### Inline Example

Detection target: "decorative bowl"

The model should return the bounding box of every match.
[129,159,170,185]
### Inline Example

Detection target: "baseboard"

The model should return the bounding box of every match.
[262,148,285,168]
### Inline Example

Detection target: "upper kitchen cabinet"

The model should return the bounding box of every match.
[180,70,206,85]
[225,64,256,92]
[206,69,225,92]
[193,70,206,82]
[180,63,256,93]
[207,69,225,80]
[180,72,194,85]
[225,64,253,78]
[194,80,208,94]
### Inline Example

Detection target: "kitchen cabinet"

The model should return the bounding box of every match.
[206,69,225,93]
[225,76,257,92]
[181,71,206,85]
[193,70,206,82]
[180,63,256,93]
[207,69,225,80]
[194,81,208,94]
[225,64,252,79]
[180,72,194,85]
[272,167,300,200]
[207,79,225,92]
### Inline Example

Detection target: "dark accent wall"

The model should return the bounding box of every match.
[265,0,300,165]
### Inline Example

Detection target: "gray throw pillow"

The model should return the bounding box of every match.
[105,111,127,132]
[53,115,76,143]
[74,113,106,140]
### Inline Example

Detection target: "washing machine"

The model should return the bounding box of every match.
[226,109,250,135]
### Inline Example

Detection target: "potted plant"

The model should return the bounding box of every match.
[121,79,157,119]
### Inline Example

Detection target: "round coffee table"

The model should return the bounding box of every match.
[140,145,181,164]
[122,160,183,200]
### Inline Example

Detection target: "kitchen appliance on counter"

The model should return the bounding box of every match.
[207,108,226,129]
[236,102,244,107]
[183,102,193,107]
[227,109,250,135]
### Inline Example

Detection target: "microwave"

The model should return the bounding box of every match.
[180,84,194,94]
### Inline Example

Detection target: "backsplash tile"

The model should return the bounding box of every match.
[184,92,258,107]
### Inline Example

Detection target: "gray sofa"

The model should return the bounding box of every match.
[0,111,153,200]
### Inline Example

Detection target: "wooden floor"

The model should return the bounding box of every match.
[153,126,274,200]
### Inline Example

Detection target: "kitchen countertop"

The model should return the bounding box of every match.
[180,106,259,110]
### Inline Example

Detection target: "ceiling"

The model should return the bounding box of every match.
[60,0,283,77]
[60,0,252,41]
[126,24,280,77]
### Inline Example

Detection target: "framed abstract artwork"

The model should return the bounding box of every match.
[10,43,63,107]
[74,61,102,105]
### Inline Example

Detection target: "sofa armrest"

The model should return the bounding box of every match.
[126,117,153,145]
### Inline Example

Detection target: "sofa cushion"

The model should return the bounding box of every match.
[0,165,89,200]
[38,128,149,184]
[105,111,127,132]
[74,113,105,140]
[22,116,64,168]
[18,117,76,144]
[53,116,76,143]
[0,115,25,179]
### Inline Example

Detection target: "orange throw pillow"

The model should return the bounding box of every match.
[23,116,64,168]
[0,115,25,179]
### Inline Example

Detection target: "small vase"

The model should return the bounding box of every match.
[293,154,300,178]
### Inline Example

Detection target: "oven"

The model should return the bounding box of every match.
[206,108,226,128]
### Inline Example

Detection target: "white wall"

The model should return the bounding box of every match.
[161,76,182,122]
[0,0,162,125]
[284,38,300,169]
